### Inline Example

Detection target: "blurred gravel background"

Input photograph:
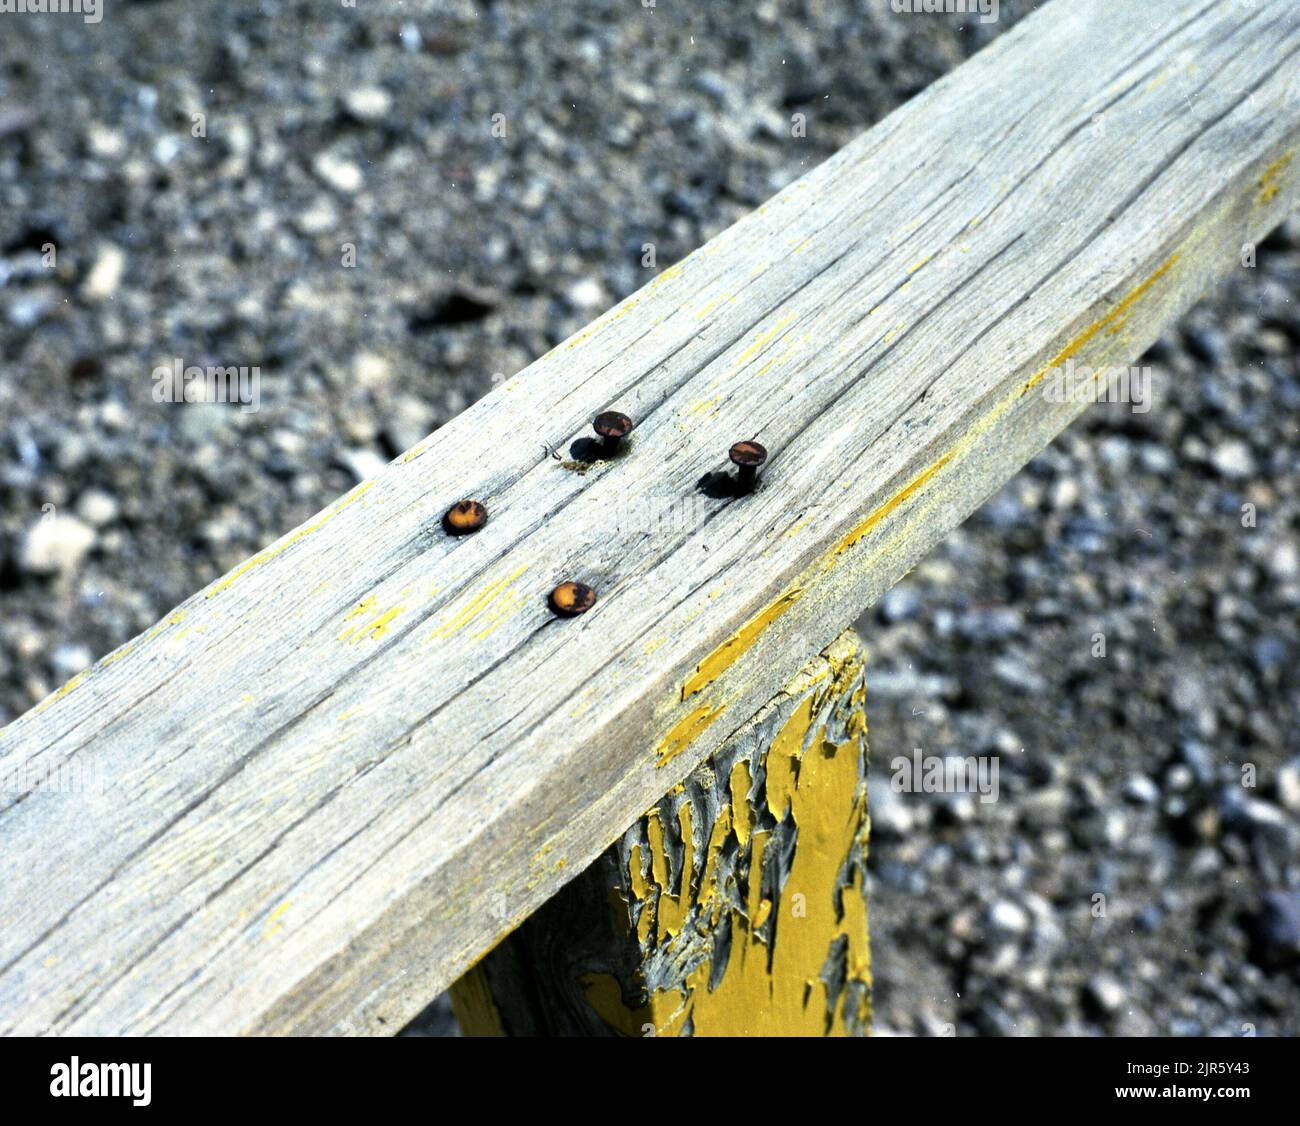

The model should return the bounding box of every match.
[1,0,1296,1037]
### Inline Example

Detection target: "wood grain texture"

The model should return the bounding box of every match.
[1,0,1298,1036]
[452,629,870,1037]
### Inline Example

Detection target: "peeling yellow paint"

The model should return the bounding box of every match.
[657,702,724,767]
[730,760,754,846]
[681,587,803,700]
[633,639,870,1035]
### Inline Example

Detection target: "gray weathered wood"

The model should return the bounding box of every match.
[1,0,1297,1036]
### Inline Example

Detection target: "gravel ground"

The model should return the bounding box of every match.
[1,0,1295,1038]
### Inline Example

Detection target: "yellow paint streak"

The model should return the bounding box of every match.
[656,702,724,768]
[680,587,803,700]
[99,643,138,669]
[558,262,685,353]
[735,313,795,368]
[783,511,816,539]
[338,597,405,643]
[401,437,435,463]
[752,357,780,380]
[264,901,291,938]
[363,607,402,640]
[1019,252,1180,398]
[1257,151,1293,205]
[207,480,375,597]
[695,294,728,320]
[344,596,378,622]
[26,671,88,718]
[823,252,1181,578]
[648,262,685,292]
[428,564,529,641]
[470,583,529,642]
[832,454,952,558]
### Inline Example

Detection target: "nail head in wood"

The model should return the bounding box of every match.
[549,581,597,617]
[442,499,488,535]
[729,440,767,492]
[593,410,634,454]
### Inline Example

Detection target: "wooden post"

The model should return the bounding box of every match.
[452,629,870,1036]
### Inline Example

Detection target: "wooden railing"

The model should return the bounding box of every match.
[1,0,1297,1035]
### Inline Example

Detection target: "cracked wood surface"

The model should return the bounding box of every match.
[451,630,870,1037]
[1,0,1298,1035]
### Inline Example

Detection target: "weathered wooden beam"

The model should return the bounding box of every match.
[451,630,870,1037]
[1,0,1297,1036]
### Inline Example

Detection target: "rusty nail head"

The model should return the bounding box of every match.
[549,580,597,617]
[593,410,634,452]
[443,499,488,535]
[729,440,767,492]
